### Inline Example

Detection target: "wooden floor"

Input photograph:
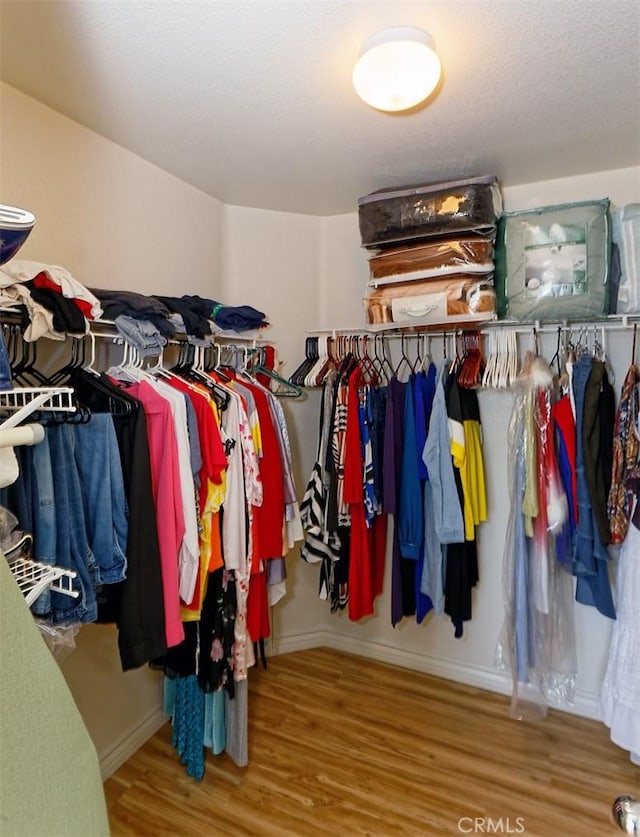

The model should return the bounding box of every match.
[105,648,639,836]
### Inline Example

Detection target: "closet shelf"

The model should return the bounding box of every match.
[0,386,75,413]
[308,313,640,338]
[0,387,76,434]
[6,555,78,607]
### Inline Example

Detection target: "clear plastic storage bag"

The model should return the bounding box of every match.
[613,203,640,314]
[495,199,611,321]
[367,236,495,284]
[358,176,502,250]
[364,275,496,326]
[495,363,577,720]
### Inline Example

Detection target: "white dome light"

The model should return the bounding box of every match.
[353,27,442,113]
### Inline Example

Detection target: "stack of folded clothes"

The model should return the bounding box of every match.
[358,176,502,327]
[0,259,102,340]
[0,257,270,349]
[92,289,268,353]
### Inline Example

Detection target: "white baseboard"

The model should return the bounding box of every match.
[272,630,600,721]
[99,706,167,780]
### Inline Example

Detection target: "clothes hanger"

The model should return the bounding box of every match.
[419,333,432,373]
[508,329,519,387]
[369,334,386,383]
[374,334,393,383]
[10,328,45,386]
[5,323,19,368]
[288,336,317,387]
[409,333,421,375]
[458,330,484,389]
[352,335,376,385]
[311,337,335,387]
[393,332,413,380]
[6,326,25,380]
[593,325,615,386]
[450,330,464,376]
[242,344,300,396]
[107,338,144,384]
[482,329,498,389]
[60,332,134,416]
[48,334,87,385]
[248,357,302,398]
[495,329,508,389]
[365,334,382,383]
[72,362,134,416]
[145,344,172,380]
[158,342,225,412]
[178,341,231,410]
[299,340,319,388]
[14,334,51,387]
[549,327,562,378]
[80,331,100,378]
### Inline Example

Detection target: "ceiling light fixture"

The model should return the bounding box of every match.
[353,26,442,113]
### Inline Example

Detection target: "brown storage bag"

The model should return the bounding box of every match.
[369,237,494,283]
[364,275,496,325]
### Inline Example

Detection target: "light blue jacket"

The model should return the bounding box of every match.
[422,363,464,544]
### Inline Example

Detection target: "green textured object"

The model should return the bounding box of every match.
[0,558,109,837]
[495,199,611,322]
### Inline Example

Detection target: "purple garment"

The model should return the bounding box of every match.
[382,382,396,515]
[383,381,401,625]
[384,377,416,626]
[399,377,423,560]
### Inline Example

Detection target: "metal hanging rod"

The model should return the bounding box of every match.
[0,310,273,346]
[88,322,272,345]
[308,314,640,340]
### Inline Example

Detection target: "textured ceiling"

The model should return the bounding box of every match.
[1,0,639,215]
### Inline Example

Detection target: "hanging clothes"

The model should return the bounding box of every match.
[441,368,484,638]
[551,388,578,573]
[1,415,129,628]
[582,358,615,547]
[300,370,342,577]
[70,369,167,670]
[300,339,487,635]
[384,375,414,626]
[344,366,373,621]
[126,379,187,648]
[150,349,298,780]
[496,356,577,719]
[600,470,640,763]
[570,353,616,619]
[608,362,640,544]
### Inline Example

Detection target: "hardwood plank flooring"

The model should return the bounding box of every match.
[105,648,639,836]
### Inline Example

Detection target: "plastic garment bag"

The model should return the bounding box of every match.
[495,360,577,720]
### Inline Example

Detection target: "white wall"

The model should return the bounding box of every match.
[0,82,225,294]
[283,166,640,719]
[220,205,331,639]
